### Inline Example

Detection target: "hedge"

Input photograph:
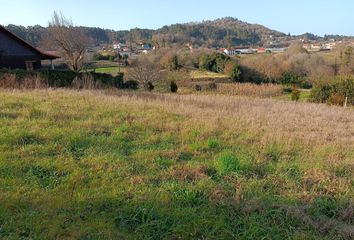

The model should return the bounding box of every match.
[0,69,125,89]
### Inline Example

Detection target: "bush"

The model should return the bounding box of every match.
[88,72,124,88]
[207,82,217,91]
[169,55,180,71]
[94,53,115,61]
[291,88,301,101]
[39,69,78,87]
[195,85,202,91]
[310,76,354,106]
[281,72,305,87]
[224,62,241,81]
[328,93,345,106]
[123,80,139,90]
[301,81,313,89]
[146,82,155,91]
[199,52,230,73]
[170,81,178,93]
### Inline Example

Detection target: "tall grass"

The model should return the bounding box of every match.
[217,83,283,98]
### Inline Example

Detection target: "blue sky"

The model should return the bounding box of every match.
[0,0,353,36]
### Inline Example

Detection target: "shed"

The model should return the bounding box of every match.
[0,25,59,70]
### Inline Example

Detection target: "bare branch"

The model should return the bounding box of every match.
[44,11,88,71]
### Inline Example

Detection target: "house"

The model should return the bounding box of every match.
[257,47,267,54]
[222,48,241,56]
[0,25,58,70]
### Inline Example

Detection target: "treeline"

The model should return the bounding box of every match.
[3,17,293,48]
[5,24,116,47]
[6,18,354,49]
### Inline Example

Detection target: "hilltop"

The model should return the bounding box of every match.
[4,17,343,48]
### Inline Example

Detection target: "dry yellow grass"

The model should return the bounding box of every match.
[216,83,283,98]
[96,90,354,145]
[6,89,352,146]
[190,70,229,79]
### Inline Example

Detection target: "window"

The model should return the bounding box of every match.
[25,61,35,71]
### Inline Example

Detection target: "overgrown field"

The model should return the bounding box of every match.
[0,90,353,239]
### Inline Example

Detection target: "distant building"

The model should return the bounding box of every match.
[222,48,241,56]
[0,25,58,70]
[257,47,267,54]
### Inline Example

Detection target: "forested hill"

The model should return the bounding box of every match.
[3,17,331,48]
[154,17,286,47]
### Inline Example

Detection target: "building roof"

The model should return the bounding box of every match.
[0,25,59,60]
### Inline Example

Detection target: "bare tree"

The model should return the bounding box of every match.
[126,58,161,90]
[45,11,88,71]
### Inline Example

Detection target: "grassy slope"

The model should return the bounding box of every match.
[0,90,353,239]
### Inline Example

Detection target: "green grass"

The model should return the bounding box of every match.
[87,66,126,75]
[0,90,352,239]
[276,89,312,102]
[190,70,229,79]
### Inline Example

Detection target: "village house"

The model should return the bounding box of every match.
[0,25,58,70]
[222,48,241,56]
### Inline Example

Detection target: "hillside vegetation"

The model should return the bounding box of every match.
[0,90,353,239]
[4,17,296,47]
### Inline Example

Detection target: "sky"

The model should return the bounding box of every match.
[0,0,353,36]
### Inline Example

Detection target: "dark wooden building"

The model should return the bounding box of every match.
[0,25,58,70]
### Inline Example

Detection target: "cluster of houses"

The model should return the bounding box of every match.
[221,40,345,56]
[113,41,155,57]
[221,47,287,56]
[302,39,337,52]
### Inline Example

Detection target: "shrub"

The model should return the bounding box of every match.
[207,82,217,91]
[301,81,313,89]
[199,52,230,73]
[281,72,305,87]
[170,81,178,93]
[328,93,345,106]
[169,55,180,71]
[195,85,202,91]
[124,80,139,90]
[39,69,78,87]
[224,62,241,81]
[291,88,301,101]
[94,53,115,61]
[146,82,155,91]
[88,72,124,89]
[310,76,354,105]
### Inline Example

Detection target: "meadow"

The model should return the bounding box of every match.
[0,89,353,239]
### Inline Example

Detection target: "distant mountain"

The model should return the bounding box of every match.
[3,17,353,48]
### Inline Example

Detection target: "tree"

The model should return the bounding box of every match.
[126,58,161,91]
[224,62,241,81]
[199,52,230,73]
[169,55,180,71]
[45,11,88,71]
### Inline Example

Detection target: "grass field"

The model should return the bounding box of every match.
[0,90,353,239]
[92,66,125,75]
[190,70,229,79]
